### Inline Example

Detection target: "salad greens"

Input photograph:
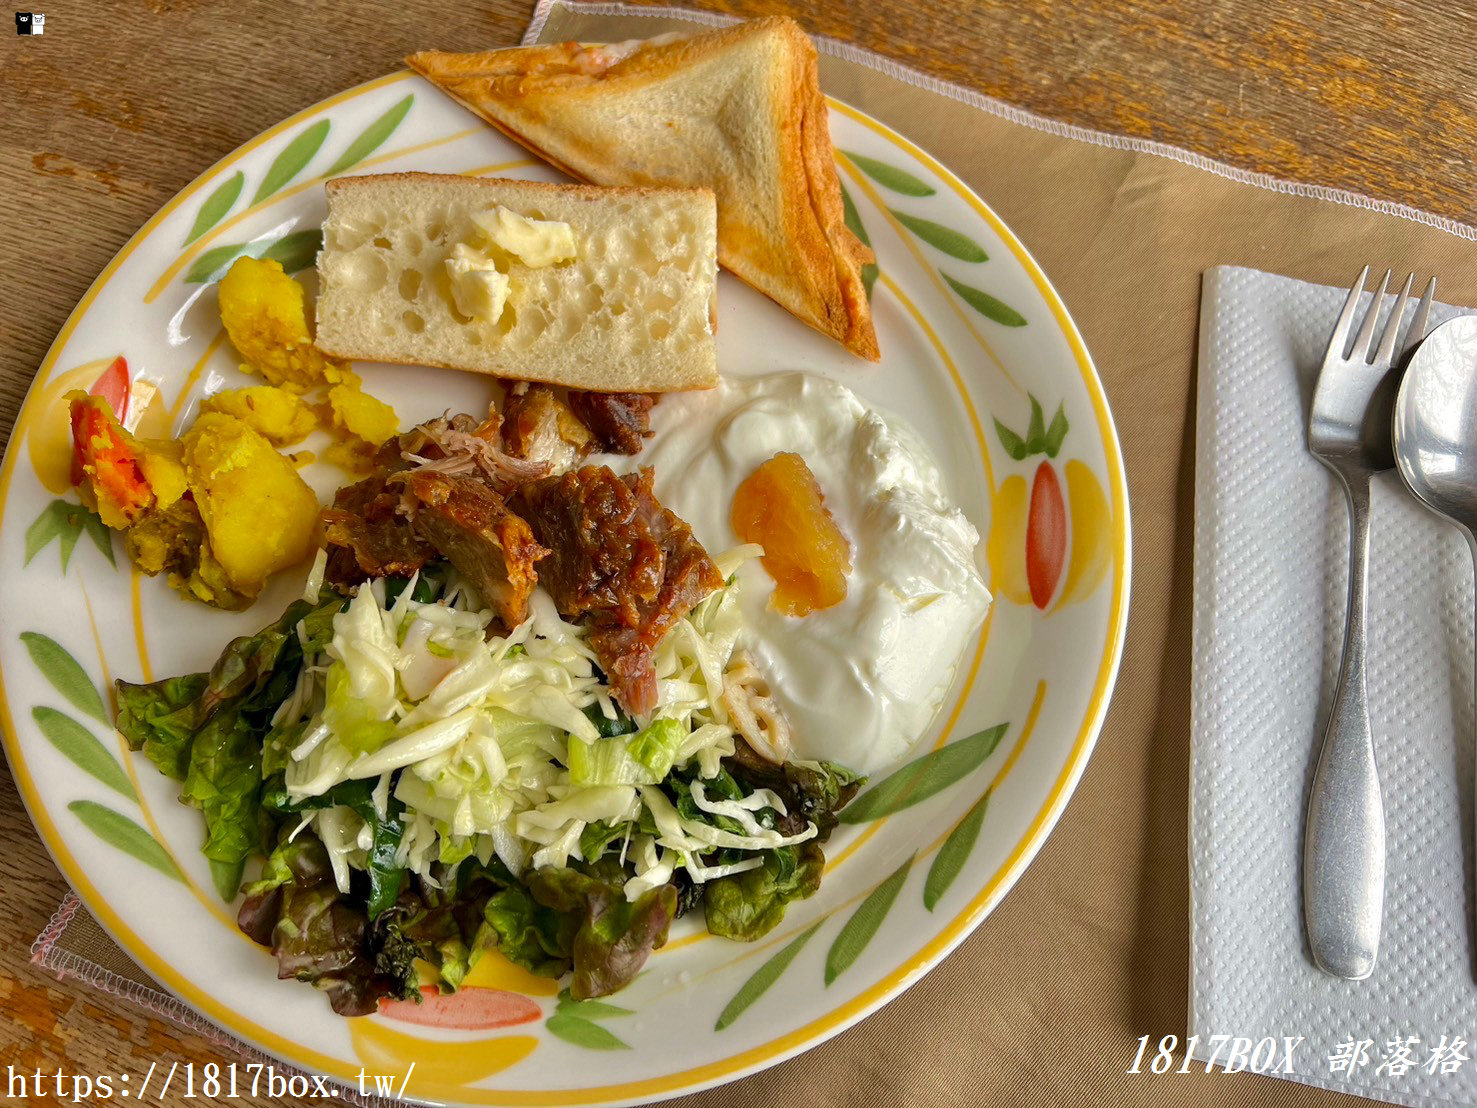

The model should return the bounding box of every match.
[704,842,825,941]
[116,592,344,898]
[117,560,861,1014]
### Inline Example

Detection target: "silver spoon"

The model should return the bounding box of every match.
[1394,316,1477,552]
[1393,315,1477,969]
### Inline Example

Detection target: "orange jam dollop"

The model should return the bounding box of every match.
[730,451,852,617]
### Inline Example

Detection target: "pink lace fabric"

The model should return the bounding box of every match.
[30,891,399,1108]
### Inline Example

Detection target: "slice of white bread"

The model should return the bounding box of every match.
[406,17,880,361]
[314,172,718,392]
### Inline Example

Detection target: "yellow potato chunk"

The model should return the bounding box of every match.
[124,497,253,611]
[200,386,317,447]
[320,437,378,475]
[180,413,319,594]
[134,439,189,512]
[218,257,355,393]
[327,383,399,447]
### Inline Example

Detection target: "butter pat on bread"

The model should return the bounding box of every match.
[314,173,718,392]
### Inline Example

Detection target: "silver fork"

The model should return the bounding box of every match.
[1305,267,1435,980]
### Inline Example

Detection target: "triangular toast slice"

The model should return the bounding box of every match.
[407,17,880,361]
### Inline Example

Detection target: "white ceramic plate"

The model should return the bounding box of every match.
[0,71,1129,1106]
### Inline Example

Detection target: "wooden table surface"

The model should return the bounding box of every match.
[2,2,1471,1103]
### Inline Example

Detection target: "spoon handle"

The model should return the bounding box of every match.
[1304,472,1385,979]
[1468,534,1477,986]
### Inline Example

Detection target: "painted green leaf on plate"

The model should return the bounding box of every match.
[252,119,330,204]
[24,503,64,565]
[326,95,413,174]
[19,631,109,724]
[1044,403,1069,458]
[68,801,181,880]
[839,183,879,297]
[840,184,871,247]
[944,275,1028,327]
[185,242,256,284]
[825,856,914,985]
[842,151,935,196]
[25,500,113,570]
[891,211,987,262]
[994,418,1028,461]
[260,228,324,274]
[839,722,1008,824]
[185,228,324,284]
[32,707,134,800]
[556,994,633,1021]
[81,509,115,564]
[184,171,244,246]
[1025,395,1047,453]
[716,921,822,1030]
[56,524,79,570]
[924,792,989,911]
[545,1011,630,1050]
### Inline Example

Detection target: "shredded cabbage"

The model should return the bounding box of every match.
[274,546,812,899]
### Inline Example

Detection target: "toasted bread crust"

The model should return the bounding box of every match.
[324,171,714,207]
[407,17,880,361]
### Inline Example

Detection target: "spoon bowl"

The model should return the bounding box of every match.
[1394,316,1477,543]
[1394,312,1477,984]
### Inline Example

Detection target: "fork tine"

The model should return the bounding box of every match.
[1402,276,1437,359]
[1328,266,1370,364]
[1374,272,1415,364]
[1349,268,1390,362]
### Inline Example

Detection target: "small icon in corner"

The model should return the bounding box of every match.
[15,11,43,34]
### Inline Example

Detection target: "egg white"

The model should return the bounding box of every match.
[611,372,991,775]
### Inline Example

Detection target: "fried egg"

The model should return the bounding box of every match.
[630,372,991,774]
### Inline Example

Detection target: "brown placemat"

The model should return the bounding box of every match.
[33,3,1477,1105]
[30,892,398,1108]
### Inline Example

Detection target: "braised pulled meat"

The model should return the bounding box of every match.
[320,408,687,652]
[399,409,551,493]
[321,473,434,592]
[322,408,553,611]
[567,392,657,455]
[516,467,664,625]
[516,466,722,714]
[401,469,548,628]
[503,383,595,472]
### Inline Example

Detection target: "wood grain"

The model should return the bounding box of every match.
[0,1,1466,1102]
[649,0,1477,227]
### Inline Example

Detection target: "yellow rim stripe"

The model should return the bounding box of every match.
[0,75,1129,1104]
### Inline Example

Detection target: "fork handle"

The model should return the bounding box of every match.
[1304,474,1385,980]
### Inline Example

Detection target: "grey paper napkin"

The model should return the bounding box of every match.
[1191,265,1477,1106]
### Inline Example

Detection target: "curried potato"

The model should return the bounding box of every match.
[124,497,253,611]
[218,257,357,392]
[181,413,319,593]
[134,438,189,512]
[327,383,399,447]
[321,438,379,475]
[200,386,317,446]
